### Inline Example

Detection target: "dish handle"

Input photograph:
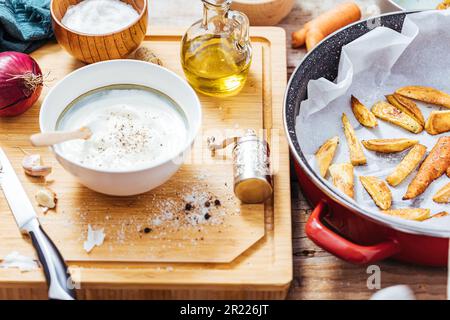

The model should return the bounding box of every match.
[305,200,400,265]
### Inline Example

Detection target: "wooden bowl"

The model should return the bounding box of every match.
[51,0,148,64]
[231,0,294,26]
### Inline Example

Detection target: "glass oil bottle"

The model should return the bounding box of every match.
[181,0,252,97]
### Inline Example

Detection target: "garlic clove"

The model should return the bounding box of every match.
[22,154,52,177]
[22,154,41,168]
[24,165,52,177]
[35,187,57,209]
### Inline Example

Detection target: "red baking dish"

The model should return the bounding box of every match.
[284,12,449,266]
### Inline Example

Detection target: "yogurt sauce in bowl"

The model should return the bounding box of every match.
[56,85,188,171]
[390,0,442,10]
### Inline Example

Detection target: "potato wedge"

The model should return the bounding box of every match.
[396,86,450,109]
[371,101,423,134]
[386,144,427,187]
[359,176,392,210]
[429,211,449,219]
[433,182,450,203]
[329,163,354,198]
[404,137,450,200]
[437,0,450,9]
[386,94,425,126]
[425,110,450,135]
[341,113,367,166]
[447,166,450,178]
[362,138,418,153]
[382,208,430,221]
[315,136,339,178]
[351,96,377,128]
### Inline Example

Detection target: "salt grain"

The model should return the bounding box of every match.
[152,217,162,226]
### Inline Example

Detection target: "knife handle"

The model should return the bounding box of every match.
[25,219,76,300]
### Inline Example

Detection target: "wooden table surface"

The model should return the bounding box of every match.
[149,0,448,300]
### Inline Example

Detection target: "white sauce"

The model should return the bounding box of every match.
[393,0,441,10]
[61,0,139,35]
[58,88,187,171]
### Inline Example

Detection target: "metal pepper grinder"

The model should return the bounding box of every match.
[207,129,273,204]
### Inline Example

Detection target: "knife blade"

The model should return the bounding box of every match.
[0,148,76,300]
[0,148,37,231]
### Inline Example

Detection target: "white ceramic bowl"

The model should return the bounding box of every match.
[40,60,202,196]
[383,0,442,11]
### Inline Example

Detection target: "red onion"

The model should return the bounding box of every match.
[0,51,43,117]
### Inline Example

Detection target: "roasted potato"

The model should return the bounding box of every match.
[433,182,450,203]
[437,0,450,9]
[371,101,423,134]
[386,144,427,187]
[425,110,450,135]
[329,163,354,199]
[396,86,450,109]
[315,136,339,178]
[351,95,377,128]
[386,94,425,126]
[361,138,418,153]
[359,176,392,210]
[382,208,430,221]
[447,166,450,178]
[429,211,449,219]
[341,113,367,166]
[404,137,450,200]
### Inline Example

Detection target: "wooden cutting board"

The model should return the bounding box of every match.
[0,27,291,299]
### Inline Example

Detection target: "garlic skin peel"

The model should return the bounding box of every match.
[83,225,105,253]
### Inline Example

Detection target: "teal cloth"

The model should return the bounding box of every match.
[0,0,53,53]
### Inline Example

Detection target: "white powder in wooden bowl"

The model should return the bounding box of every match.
[61,0,140,35]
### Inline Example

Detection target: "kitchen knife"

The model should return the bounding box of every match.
[0,148,76,300]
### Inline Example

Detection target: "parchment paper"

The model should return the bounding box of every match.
[296,11,450,231]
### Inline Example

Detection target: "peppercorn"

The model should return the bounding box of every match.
[143,227,152,234]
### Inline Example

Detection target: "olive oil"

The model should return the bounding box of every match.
[181,0,252,97]
[182,35,251,97]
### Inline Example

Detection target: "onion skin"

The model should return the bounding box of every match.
[0,52,43,117]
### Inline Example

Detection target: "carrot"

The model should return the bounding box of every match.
[292,2,361,51]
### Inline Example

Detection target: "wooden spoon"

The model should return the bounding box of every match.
[30,127,92,147]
